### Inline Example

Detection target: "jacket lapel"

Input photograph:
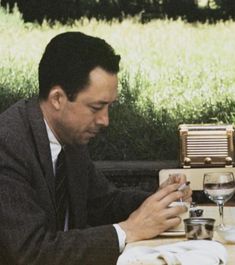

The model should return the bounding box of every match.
[26,98,56,208]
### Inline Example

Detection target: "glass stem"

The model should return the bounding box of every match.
[218,203,225,228]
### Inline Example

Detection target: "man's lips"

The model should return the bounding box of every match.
[87,129,100,136]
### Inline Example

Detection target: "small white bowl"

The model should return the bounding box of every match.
[216,226,235,243]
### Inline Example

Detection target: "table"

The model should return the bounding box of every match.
[125,206,235,265]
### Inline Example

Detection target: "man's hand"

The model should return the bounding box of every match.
[160,173,186,188]
[119,183,188,243]
[160,173,192,203]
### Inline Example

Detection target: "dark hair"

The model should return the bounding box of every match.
[38,31,121,100]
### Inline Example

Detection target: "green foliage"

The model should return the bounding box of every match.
[1,0,235,22]
[1,6,235,160]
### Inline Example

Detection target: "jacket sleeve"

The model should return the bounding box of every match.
[86,158,151,226]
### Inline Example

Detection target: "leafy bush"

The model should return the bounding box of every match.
[1,0,235,23]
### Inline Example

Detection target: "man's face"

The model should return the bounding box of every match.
[53,67,118,145]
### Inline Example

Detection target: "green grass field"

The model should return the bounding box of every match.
[1,6,235,160]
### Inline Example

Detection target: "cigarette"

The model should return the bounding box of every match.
[178,181,190,191]
[178,181,190,204]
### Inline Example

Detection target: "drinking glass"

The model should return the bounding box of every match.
[203,172,235,230]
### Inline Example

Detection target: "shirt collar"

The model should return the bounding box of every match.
[44,119,62,169]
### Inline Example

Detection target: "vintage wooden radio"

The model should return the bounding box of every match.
[179,124,234,168]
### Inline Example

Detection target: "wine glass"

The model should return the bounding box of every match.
[203,172,235,230]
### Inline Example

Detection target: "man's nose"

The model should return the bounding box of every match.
[96,108,109,127]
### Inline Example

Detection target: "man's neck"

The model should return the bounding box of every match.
[39,100,62,145]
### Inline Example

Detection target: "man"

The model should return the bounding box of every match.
[0,32,191,265]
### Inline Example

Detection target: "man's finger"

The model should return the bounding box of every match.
[152,183,182,201]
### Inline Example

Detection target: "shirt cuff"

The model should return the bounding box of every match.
[113,224,127,253]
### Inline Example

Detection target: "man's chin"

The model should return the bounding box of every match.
[80,139,90,145]
[71,132,98,145]
[77,135,94,145]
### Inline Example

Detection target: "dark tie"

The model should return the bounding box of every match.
[55,148,68,231]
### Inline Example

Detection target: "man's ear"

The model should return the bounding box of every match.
[48,86,67,111]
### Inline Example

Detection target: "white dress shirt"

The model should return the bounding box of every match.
[44,120,126,252]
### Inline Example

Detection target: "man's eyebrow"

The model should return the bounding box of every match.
[90,99,118,105]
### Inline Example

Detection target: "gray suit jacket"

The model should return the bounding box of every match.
[0,98,149,265]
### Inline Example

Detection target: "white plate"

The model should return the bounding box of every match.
[160,231,185,237]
